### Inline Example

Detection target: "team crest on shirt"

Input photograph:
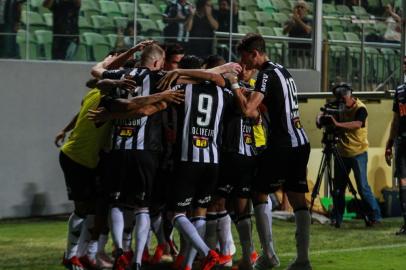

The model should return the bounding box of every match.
[293,118,303,129]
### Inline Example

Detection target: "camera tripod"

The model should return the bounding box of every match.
[309,130,372,227]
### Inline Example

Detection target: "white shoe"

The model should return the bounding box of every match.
[285,260,312,270]
[254,253,280,270]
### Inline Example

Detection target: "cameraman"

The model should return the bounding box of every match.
[385,56,406,235]
[325,85,382,226]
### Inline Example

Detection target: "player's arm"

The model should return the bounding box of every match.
[54,113,79,147]
[385,112,400,166]
[158,69,226,89]
[91,40,155,78]
[96,78,137,95]
[231,73,264,119]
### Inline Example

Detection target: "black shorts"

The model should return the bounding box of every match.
[395,138,406,179]
[106,150,160,207]
[150,166,173,209]
[217,152,257,199]
[253,144,310,193]
[59,151,97,201]
[168,161,219,212]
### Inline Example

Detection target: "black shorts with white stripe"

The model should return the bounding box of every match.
[253,143,310,193]
[167,161,219,212]
[217,152,257,199]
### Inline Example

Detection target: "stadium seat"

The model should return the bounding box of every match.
[238,25,254,34]
[118,2,135,18]
[81,0,101,21]
[270,0,290,13]
[239,0,258,13]
[328,31,345,41]
[79,16,94,34]
[136,18,161,38]
[91,15,116,35]
[99,1,123,19]
[30,0,48,14]
[21,11,47,31]
[335,4,352,16]
[257,26,275,36]
[113,16,129,30]
[324,18,344,32]
[139,3,162,21]
[256,0,275,14]
[255,11,275,26]
[272,12,289,27]
[352,6,370,19]
[73,36,89,61]
[34,30,52,60]
[16,30,39,60]
[239,10,258,30]
[272,27,285,36]
[43,13,53,28]
[156,19,165,32]
[106,33,118,48]
[82,32,111,61]
[323,4,337,15]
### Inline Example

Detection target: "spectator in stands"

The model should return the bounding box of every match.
[186,0,219,58]
[213,0,238,60]
[383,4,401,43]
[116,21,142,50]
[43,0,80,60]
[283,0,312,68]
[0,0,22,58]
[162,0,194,45]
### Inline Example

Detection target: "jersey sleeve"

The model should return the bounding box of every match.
[355,107,368,127]
[102,69,127,80]
[253,70,272,95]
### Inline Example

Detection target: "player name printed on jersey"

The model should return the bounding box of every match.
[177,83,233,164]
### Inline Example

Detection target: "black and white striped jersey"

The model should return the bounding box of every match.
[254,61,309,148]
[174,82,234,164]
[102,68,165,151]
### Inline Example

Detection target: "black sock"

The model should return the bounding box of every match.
[399,185,406,225]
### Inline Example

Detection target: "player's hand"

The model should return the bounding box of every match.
[116,78,137,94]
[54,131,66,147]
[161,89,185,104]
[132,40,156,52]
[221,62,242,74]
[157,70,179,90]
[385,147,393,166]
[87,107,112,123]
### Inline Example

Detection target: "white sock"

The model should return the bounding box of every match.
[87,240,98,260]
[77,215,94,257]
[123,209,135,252]
[205,212,218,250]
[66,213,84,259]
[254,202,276,258]
[97,234,108,253]
[184,217,207,268]
[173,214,210,257]
[294,209,311,263]
[151,213,166,245]
[110,207,124,250]
[134,210,151,265]
[217,212,232,255]
[236,215,254,264]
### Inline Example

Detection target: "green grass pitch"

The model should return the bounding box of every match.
[0,216,406,270]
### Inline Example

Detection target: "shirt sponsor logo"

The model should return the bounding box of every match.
[261,73,269,92]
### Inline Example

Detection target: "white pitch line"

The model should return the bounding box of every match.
[278,243,406,257]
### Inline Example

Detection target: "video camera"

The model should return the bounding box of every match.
[316,83,352,129]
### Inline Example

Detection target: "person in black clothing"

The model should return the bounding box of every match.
[163,0,194,45]
[43,0,80,60]
[212,0,238,59]
[235,33,311,270]
[385,56,406,236]
[186,0,218,58]
[283,1,312,68]
[0,0,23,58]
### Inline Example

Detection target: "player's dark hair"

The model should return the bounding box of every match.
[179,55,203,69]
[237,33,266,54]
[164,43,185,60]
[203,54,226,69]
